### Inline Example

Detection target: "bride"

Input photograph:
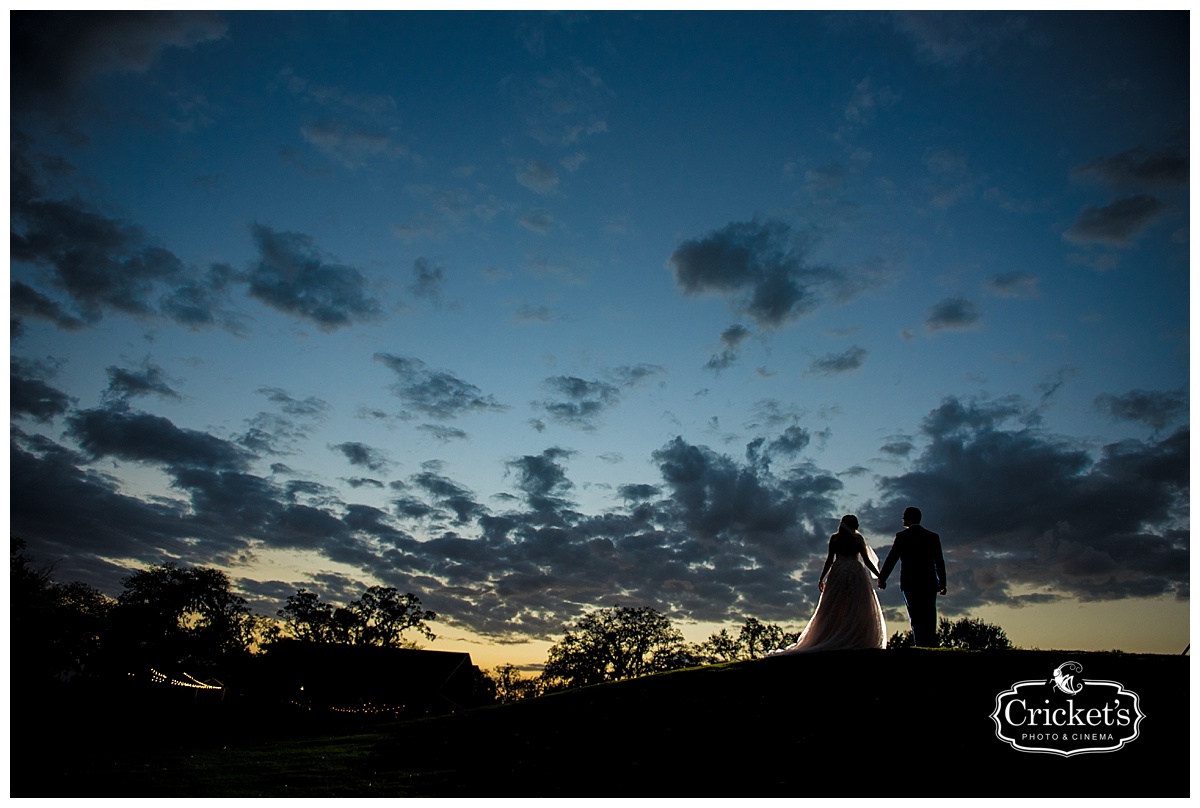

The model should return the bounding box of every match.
[767,514,886,654]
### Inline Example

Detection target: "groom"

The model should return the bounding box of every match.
[877,507,947,647]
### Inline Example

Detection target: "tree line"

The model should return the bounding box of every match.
[11,539,1011,703]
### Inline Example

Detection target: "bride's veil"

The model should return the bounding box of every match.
[859,532,880,580]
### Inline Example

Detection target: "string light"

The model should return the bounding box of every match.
[145,668,223,691]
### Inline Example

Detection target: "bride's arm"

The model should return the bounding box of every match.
[818,539,835,591]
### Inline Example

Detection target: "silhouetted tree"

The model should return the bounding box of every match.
[489,663,546,703]
[694,617,800,662]
[11,538,114,683]
[112,563,253,670]
[888,616,1013,650]
[540,605,690,691]
[278,588,336,642]
[277,585,437,648]
[350,586,437,647]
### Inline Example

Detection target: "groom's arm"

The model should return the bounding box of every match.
[933,532,947,594]
[877,535,901,585]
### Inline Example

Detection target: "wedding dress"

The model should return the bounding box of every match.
[767,531,886,655]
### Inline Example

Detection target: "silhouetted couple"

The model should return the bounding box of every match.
[767,507,946,655]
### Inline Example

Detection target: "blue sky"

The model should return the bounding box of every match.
[10,11,1190,667]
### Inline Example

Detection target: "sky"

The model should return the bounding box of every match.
[8,10,1191,669]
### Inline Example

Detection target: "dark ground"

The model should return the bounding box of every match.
[11,649,1189,798]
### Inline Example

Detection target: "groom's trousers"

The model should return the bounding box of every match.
[902,588,938,646]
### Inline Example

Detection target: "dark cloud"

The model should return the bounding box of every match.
[411,471,488,525]
[11,357,75,421]
[331,441,393,473]
[706,324,752,372]
[418,424,470,443]
[409,257,445,305]
[1064,194,1165,246]
[669,219,875,328]
[534,375,621,431]
[810,345,867,375]
[374,353,506,419]
[10,281,86,332]
[12,159,186,322]
[236,388,330,456]
[767,426,812,458]
[611,363,666,388]
[257,387,331,419]
[247,224,382,330]
[861,395,1189,611]
[67,404,251,472]
[1072,143,1188,192]
[11,11,227,117]
[11,148,240,331]
[986,272,1039,299]
[104,361,181,401]
[505,448,577,517]
[1095,388,1188,433]
[618,483,661,502]
[926,297,981,331]
[159,263,243,332]
[10,428,203,588]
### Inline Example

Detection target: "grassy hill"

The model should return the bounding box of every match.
[13,649,1188,798]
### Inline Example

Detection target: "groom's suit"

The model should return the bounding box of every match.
[878,524,946,647]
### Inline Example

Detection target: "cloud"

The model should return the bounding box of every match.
[861,395,1188,609]
[331,441,393,473]
[159,263,243,331]
[1064,194,1165,246]
[409,257,445,305]
[12,158,186,322]
[301,120,406,168]
[104,361,182,401]
[926,297,981,332]
[11,11,227,117]
[611,363,667,388]
[505,447,577,517]
[534,375,621,431]
[11,357,75,422]
[669,218,877,328]
[247,224,382,330]
[510,64,611,147]
[411,471,488,526]
[515,160,560,194]
[891,11,1029,65]
[67,404,252,472]
[1095,388,1188,434]
[418,424,470,443]
[282,69,409,168]
[706,324,752,372]
[256,387,331,419]
[514,304,560,324]
[810,345,867,375]
[10,281,86,332]
[986,272,1039,299]
[1072,143,1188,192]
[374,353,506,419]
[519,209,555,233]
[843,76,900,126]
[12,148,243,332]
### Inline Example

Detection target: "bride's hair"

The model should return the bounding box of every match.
[838,514,859,533]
